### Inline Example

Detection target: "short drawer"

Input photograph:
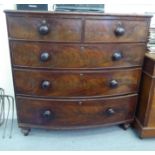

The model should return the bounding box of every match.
[6,16,82,42]
[85,19,149,42]
[13,68,141,98]
[11,41,146,69]
[16,94,137,128]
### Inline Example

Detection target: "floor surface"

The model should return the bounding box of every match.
[0,120,155,151]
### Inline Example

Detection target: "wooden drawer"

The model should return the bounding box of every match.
[16,94,137,128]
[85,19,149,42]
[6,16,82,42]
[11,41,146,69]
[13,68,141,98]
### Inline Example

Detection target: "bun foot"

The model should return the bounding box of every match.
[120,123,131,130]
[21,128,31,136]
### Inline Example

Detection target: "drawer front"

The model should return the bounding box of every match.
[7,16,82,42]
[16,94,137,128]
[85,19,149,42]
[14,68,141,97]
[11,41,146,69]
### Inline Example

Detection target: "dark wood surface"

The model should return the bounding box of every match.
[143,57,155,77]
[135,53,155,138]
[85,19,149,42]
[5,10,151,134]
[147,84,155,127]
[136,73,152,125]
[16,94,137,128]
[7,16,82,42]
[13,68,141,98]
[11,41,146,69]
[6,11,151,43]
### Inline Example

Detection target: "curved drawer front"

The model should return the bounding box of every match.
[16,94,137,128]
[14,68,141,97]
[85,19,149,42]
[11,41,145,69]
[7,16,82,42]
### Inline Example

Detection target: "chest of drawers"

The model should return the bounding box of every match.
[5,10,152,136]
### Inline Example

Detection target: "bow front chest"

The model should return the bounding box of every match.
[5,10,152,135]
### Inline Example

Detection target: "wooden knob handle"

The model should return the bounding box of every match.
[106,108,115,116]
[40,52,50,62]
[109,80,118,88]
[114,26,125,36]
[38,20,49,35]
[41,80,51,89]
[42,110,54,121]
[112,52,123,61]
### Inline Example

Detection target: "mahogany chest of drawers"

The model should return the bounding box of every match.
[135,53,155,138]
[5,10,152,136]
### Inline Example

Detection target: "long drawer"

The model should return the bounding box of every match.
[16,94,137,128]
[10,41,146,69]
[13,68,141,98]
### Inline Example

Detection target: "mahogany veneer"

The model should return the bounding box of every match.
[5,10,152,136]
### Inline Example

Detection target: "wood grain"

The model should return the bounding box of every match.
[85,19,149,42]
[6,11,151,43]
[13,68,141,98]
[10,41,146,69]
[7,16,82,42]
[135,53,155,138]
[5,11,151,133]
[16,94,137,128]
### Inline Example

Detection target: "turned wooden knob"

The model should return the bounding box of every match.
[106,108,116,116]
[112,51,123,61]
[42,110,54,121]
[40,52,50,62]
[114,24,125,36]
[38,20,50,35]
[109,80,118,88]
[41,80,51,89]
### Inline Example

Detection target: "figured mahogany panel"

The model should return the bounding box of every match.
[11,41,146,69]
[85,19,149,42]
[6,16,82,42]
[16,94,137,128]
[13,68,141,98]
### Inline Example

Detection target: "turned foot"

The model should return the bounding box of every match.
[21,128,31,136]
[120,123,131,130]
